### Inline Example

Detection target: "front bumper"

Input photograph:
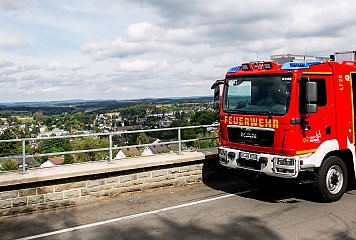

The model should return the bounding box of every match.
[218,147,301,178]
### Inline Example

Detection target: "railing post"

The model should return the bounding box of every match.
[109,133,113,163]
[21,140,26,173]
[178,128,182,155]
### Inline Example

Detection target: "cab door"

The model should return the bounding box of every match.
[298,75,336,151]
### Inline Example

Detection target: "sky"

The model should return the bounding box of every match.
[0,0,356,102]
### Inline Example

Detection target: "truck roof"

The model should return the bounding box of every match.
[270,54,329,64]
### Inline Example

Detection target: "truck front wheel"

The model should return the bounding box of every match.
[314,156,348,202]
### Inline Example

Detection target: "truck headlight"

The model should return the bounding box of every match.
[274,157,295,166]
[239,152,250,159]
[218,148,227,156]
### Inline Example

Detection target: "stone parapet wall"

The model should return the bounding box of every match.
[0,155,221,217]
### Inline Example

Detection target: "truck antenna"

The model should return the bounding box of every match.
[304,40,311,61]
[265,47,267,60]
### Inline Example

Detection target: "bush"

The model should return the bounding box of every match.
[193,139,219,149]
[71,137,109,162]
[0,159,18,171]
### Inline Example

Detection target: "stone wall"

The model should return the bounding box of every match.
[0,159,220,217]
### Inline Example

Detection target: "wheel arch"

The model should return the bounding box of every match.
[323,149,356,183]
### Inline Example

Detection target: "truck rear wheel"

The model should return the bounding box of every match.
[314,156,348,202]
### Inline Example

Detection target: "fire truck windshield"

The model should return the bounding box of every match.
[223,75,292,116]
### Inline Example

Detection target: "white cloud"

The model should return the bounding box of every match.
[69,62,86,71]
[2,0,356,102]
[0,61,14,69]
[0,0,30,12]
[125,22,160,42]
[41,87,60,93]
[116,60,157,72]
[46,62,65,71]
[0,34,28,49]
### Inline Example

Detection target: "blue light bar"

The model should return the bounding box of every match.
[227,66,241,73]
[281,61,324,70]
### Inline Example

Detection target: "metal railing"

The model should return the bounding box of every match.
[0,124,218,173]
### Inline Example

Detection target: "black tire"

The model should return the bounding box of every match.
[314,156,348,202]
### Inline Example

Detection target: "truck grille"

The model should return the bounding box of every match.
[227,126,274,147]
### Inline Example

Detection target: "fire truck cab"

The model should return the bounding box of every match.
[212,51,356,202]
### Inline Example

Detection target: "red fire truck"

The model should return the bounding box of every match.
[212,51,356,202]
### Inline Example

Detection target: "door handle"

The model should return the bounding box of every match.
[326,126,331,135]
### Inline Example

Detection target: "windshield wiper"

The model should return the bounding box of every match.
[260,110,274,118]
[224,109,249,114]
[224,109,238,114]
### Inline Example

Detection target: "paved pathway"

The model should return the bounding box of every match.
[1,177,356,240]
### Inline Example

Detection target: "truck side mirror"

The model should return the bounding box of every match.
[306,81,318,113]
[211,79,224,110]
[306,81,317,102]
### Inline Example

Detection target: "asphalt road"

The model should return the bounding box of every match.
[1,176,356,240]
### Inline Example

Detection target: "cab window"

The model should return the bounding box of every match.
[299,78,326,114]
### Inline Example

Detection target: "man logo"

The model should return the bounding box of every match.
[241,131,257,139]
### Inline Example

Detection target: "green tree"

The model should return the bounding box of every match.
[63,155,74,164]
[33,112,48,122]
[72,137,109,162]
[170,119,190,127]
[39,138,72,163]
[0,159,18,171]
[120,105,147,118]
[113,134,126,147]
[136,132,149,145]
[191,111,218,125]
[0,111,11,118]
[193,132,219,149]
[0,128,21,157]
[170,119,196,143]
[6,116,19,124]
[126,130,139,145]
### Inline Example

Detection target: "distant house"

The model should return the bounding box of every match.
[159,119,172,128]
[115,150,126,159]
[115,147,141,159]
[39,127,47,133]
[122,147,141,157]
[149,138,161,144]
[141,147,154,157]
[40,161,55,168]
[149,145,169,154]
[29,140,39,149]
[15,157,40,169]
[38,128,68,138]
[48,156,65,165]
[40,156,65,168]
[0,126,7,134]
[115,126,135,132]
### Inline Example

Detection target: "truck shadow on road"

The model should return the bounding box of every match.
[85,215,283,240]
[201,158,356,203]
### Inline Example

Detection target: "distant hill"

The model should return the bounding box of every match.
[0,96,213,115]
[0,99,89,107]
